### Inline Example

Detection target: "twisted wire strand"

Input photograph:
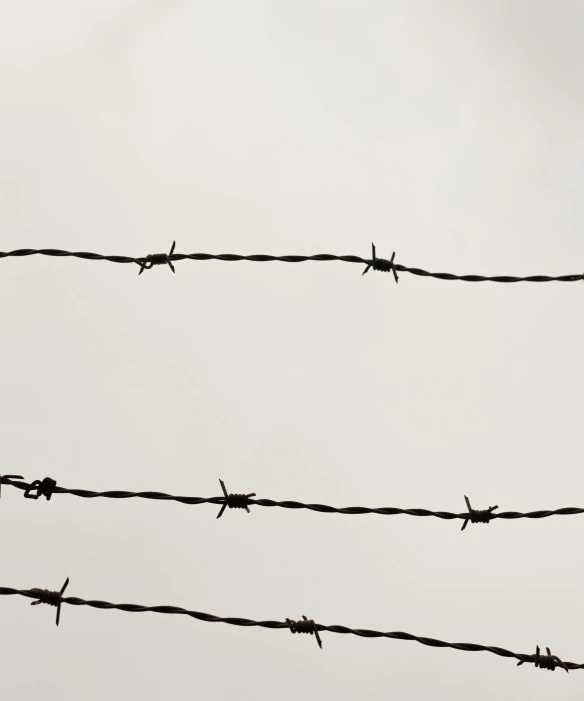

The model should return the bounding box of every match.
[0,584,580,669]
[0,247,582,283]
[3,477,584,524]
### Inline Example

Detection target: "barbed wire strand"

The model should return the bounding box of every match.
[0,580,576,670]
[3,476,584,528]
[0,243,582,283]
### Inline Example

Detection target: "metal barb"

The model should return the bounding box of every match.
[362,243,398,283]
[30,577,69,626]
[518,646,569,673]
[286,615,323,649]
[0,475,23,499]
[216,479,256,519]
[461,495,499,531]
[24,477,57,501]
[138,240,176,275]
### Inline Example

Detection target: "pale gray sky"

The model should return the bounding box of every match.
[1,1,583,699]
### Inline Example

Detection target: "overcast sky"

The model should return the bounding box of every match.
[1,1,584,699]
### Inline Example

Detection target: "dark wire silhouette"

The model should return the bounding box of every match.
[3,476,584,529]
[0,578,575,671]
[1,243,582,283]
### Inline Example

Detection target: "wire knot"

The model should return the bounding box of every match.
[362,243,398,283]
[216,479,256,519]
[33,589,62,607]
[461,495,498,531]
[518,646,569,673]
[24,477,57,501]
[138,240,176,275]
[227,493,251,509]
[287,615,323,649]
[30,577,69,626]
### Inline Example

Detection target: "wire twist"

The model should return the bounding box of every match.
[461,496,499,531]
[30,577,69,626]
[518,646,569,673]
[287,615,323,649]
[137,241,176,275]
[362,243,399,283]
[0,474,23,499]
[216,479,256,519]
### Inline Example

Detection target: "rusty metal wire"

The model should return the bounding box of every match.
[0,579,579,670]
[0,243,582,283]
[3,476,584,529]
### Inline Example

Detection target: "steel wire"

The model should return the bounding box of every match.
[0,246,581,283]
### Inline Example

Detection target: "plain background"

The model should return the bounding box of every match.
[1,1,583,699]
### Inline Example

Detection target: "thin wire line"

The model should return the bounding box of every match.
[4,477,583,526]
[0,247,581,282]
[0,583,579,670]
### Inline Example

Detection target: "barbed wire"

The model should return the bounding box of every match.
[0,243,582,283]
[0,577,576,670]
[3,476,583,530]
